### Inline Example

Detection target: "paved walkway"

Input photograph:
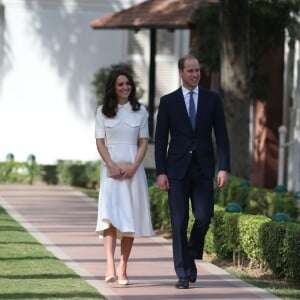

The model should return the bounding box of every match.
[0,184,281,300]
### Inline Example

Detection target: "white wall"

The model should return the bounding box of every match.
[0,0,189,164]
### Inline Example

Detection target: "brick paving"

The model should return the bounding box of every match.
[0,184,281,300]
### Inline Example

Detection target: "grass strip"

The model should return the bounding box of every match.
[0,206,105,300]
[225,268,300,300]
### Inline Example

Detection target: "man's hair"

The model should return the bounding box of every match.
[178,54,198,70]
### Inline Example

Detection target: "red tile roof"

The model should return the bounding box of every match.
[90,0,218,29]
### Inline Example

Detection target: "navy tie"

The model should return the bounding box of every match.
[189,91,196,129]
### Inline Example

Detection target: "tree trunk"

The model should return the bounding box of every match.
[220,0,250,179]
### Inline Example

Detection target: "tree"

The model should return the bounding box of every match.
[220,0,250,178]
[192,0,300,179]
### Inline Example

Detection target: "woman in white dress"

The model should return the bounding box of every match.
[95,69,153,285]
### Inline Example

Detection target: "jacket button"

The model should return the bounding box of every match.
[189,150,193,154]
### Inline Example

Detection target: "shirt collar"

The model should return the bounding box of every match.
[118,101,131,111]
[181,85,199,96]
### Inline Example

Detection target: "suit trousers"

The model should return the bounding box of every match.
[168,153,214,278]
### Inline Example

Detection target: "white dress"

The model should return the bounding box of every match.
[95,102,154,239]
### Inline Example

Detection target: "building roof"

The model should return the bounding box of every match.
[90,0,218,30]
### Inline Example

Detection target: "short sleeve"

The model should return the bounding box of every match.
[95,106,105,138]
[139,105,149,138]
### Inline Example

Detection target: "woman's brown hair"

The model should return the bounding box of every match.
[102,69,140,118]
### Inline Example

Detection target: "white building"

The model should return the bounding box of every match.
[0,0,189,164]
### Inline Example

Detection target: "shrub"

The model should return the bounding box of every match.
[0,161,39,184]
[260,221,300,280]
[148,185,171,232]
[209,210,243,260]
[56,160,100,188]
[40,165,58,185]
[238,214,270,266]
[215,175,298,220]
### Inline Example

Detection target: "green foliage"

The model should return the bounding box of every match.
[191,4,220,73]
[271,192,298,219]
[91,62,144,106]
[40,164,58,184]
[260,221,300,280]
[211,211,243,259]
[148,184,171,232]
[205,209,300,280]
[216,176,251,211]
[282,223,300,280]
[192,1,300,98]
[0,207,105,299]
[56,160,100,188]
[0,161,40,184]
[215,175,298,221]
[246,187,271,215]
[204,205,224,254]
[0,160,100,188]
[238,214,270,265]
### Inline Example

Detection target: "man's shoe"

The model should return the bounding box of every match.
[175,277,189,289]
[189,261,197,283]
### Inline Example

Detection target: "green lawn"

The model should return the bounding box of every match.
[0,206,105,300]
[225,268,300,300]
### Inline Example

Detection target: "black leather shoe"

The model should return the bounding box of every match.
[189,261,197,283]
[175,277,189,289]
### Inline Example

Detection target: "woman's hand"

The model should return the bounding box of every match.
[107,163,122,179]
[120,164,137,179]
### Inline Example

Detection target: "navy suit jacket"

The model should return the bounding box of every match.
[155,87,230,180]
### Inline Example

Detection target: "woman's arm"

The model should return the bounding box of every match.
[134,138,148,168]
[96,138,122,178]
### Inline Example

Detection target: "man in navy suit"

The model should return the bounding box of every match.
[154,54,230,289]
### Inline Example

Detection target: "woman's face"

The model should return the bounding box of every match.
[115,74,132,102]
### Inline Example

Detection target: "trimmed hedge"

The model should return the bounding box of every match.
[56,160,100,188]
[148,184,300,280]
[0,160,100,188]
[204,210,300,280]
[260,221,300,280]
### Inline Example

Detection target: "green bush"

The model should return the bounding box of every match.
[271,192,298,219]
[204,205,224,255]
[209,210,243,260]
[84,161,101,188]
[56,160,100,188]
[215,175,298,220]
[282,223,300,280]
[238,214,270,266]
[0,161,39,184]
[260,221,300,280]
[40,165,58,185]
[204,209,300,279]
[148,185,171,232]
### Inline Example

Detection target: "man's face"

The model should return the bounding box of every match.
[179,58,201,90]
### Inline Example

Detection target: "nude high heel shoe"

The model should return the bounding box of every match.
[104,275,116,283]
[116,267,129,285]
